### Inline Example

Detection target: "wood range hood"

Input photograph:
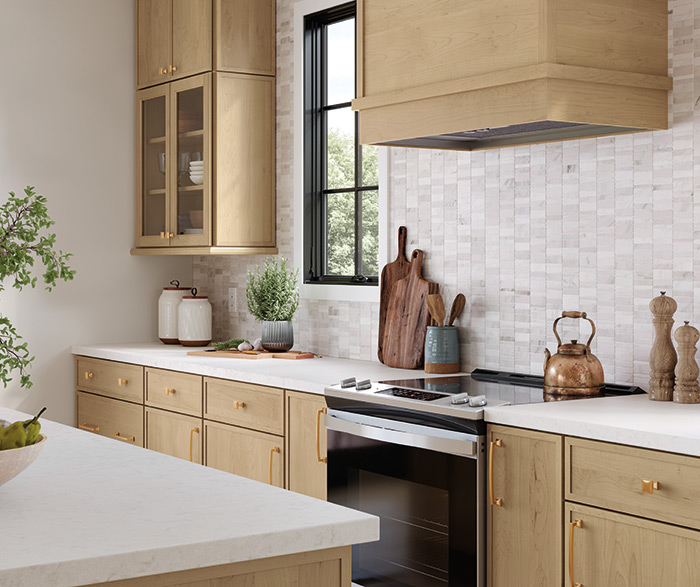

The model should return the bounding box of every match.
[352,0,672,151]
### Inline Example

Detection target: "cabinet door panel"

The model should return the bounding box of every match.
[146,407,203,464]
[215,0,275,75]
[172,0,212,81]
[137,0,171,88]
[76,357,144,403]
[77,392,144,447]
[567,503,700,587]
[205,421,284,487]
[286,391,327,500]
[487,424,563,587]
[214,73,275,247]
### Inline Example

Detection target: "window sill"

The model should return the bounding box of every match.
[300,282,379,303]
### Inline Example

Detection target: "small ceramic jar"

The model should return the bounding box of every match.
[158,280,190,344]
[177,288,212,346]
[424,326,460,374]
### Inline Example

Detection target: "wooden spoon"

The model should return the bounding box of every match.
[448,293,466,326]
[427,294,446,327]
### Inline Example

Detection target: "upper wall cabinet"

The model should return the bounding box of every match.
[352,0,672,151]
[137,0,275,89]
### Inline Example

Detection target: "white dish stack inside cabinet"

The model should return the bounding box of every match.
[158,280,190,344]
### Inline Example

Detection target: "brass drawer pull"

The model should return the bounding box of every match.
[118,378,128,386]
[317,408,327,463]
[114,432,135,443]
[569,519,583,587]
[84,372,94,380]
[165,388,176,395]
[269,446,280,485]
[169,64,177,73]
[189,427,200,462]
[159,66,168,75]
[642,478,660,494]
[489,438,503,507]
[234,401,246,410]
[79,423,100,433]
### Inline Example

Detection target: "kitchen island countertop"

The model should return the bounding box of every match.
[0,407,378,587]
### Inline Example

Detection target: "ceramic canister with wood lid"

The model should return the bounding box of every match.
[158,280,190,344]
[178,288,212,346]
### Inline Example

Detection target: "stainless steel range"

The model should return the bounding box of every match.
[324,369,644,587]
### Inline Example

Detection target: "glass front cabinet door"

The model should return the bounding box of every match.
[138,74,211,248]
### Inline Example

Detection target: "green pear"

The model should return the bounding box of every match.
[0,421,28,450]
[23,407,47,446]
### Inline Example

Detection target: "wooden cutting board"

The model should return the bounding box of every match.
[187,350,315,360]
[381,249,437,369]
[378,226,411,364]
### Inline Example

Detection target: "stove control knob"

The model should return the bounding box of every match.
[340,377,356,389]
[469,395,487,407]
[450,392,471,405]
[356,379,372,391]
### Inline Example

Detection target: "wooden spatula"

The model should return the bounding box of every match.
[448,293,466,326]
[427,294,446,327]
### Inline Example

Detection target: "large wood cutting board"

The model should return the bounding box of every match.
[378,226,411,363]
[381,249,437,369]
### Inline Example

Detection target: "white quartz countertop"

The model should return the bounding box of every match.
[71,342,456,394]
[485,394,700,457]
[0,407,378,587]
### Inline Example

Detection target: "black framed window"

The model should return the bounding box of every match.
[304,2,379,286]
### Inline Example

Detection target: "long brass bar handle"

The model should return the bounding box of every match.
[317,408,327,463]
[269,446,280,485]
[569,519,583,587]
[489,439,503,506]
[114,432,135,442]
[189,427,200,462]
[79,423,100,433]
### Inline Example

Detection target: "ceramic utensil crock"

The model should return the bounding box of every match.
[543,311,604,396]
[424,326,459,374]
[177,288,212,346]
[158,280,190,344]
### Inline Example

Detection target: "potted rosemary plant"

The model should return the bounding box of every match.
[0,187,75,388]
[246,257,299,352]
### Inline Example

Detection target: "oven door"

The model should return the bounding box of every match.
[326,409,485,587]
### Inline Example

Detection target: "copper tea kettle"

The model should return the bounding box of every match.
[543,311,604,396]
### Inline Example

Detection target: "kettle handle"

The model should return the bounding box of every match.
[553,311,597,350]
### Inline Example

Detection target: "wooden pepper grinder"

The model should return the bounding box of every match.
[673,321,700,404]
[649,292,677,401]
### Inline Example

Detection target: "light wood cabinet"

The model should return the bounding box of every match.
[205,378,284,435]
[77,392,144,447]
[76,357,144,403]
[137,0,212,89]
[146,407,203,464]
[487,424,562,587]
[134,72,276,255]
[146,367,203,416]
[566,503,700,587]
[137,0,275,90]
[205,420,284,488]
[286,391,327,500]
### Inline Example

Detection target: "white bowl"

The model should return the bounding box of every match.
[0,427,47,488]
[189,174,204,185]
[189,163,204,169]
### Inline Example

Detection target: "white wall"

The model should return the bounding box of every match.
[0,1,192,424]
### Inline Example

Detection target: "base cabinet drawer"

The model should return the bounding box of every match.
[77,392,144,447]
[146,407,203,464]
[566,437,700,530]
[146,368,203,416]
[205,420,284,488]
[76,357,143,403]
[205,378,284,435]
[567,503,700,587]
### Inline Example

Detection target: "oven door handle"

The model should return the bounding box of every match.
[325,413,478,457]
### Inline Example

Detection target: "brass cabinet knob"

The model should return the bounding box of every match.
[642,478,660,494]
[159,66,168,75]
[165,387,176,395]
[118,378,128,386]
[160,231,166,239]
[169,65,177,73]
[234,401,246,410]
[85,372,94,380]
